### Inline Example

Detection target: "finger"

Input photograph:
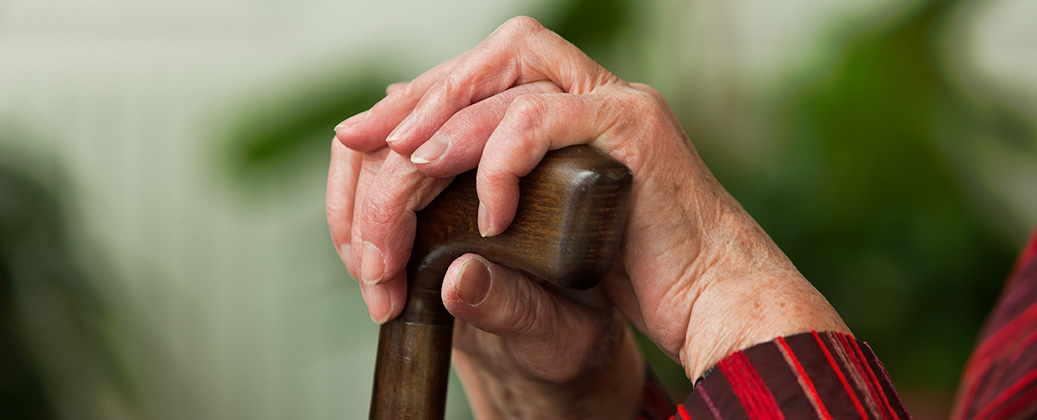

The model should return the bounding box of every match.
[409,80,563,178]
[347,148,413,322]
[359,278,407,324]
[350,149,392,287]
[327,138,363,278]
[356,151,448,285]
[355,152,453,323]
[443,254,618,383]
[350,147,388,282]
[475,89,635,237]
[385,82,408,96]
[385,16,620,156]
[335,52,471,152]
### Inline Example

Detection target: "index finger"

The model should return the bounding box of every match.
[327,138,363,278]
[333,51,470,152]
[384,16,620,156]
[354,151,453,322]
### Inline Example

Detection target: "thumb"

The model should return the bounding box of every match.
[442,254,620,383]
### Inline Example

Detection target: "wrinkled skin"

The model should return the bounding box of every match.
[327,17,848,419]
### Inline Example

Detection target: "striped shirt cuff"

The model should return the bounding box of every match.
[672,331,909,420]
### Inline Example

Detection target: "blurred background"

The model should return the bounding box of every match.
[1,0,1035,418]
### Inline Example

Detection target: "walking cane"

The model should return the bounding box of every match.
[368,145,633,419]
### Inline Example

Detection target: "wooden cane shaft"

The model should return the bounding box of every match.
[369,321,452,419]
[369,146,632,420]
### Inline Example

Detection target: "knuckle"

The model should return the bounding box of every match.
[351,223,363,249]
[625,87,657,109]
[399,81,419,98]
[629,82,663,101]
[621,88,668,127]
[360,192,397,235]
[421,78,467,115]
[528,79,563,94]
[591,88,672,171]
[507,94,546,133]
[433,75,469,105]
[326,202,349,230]
[501,16,544,38]
[501,281,548,336]
[476,167,513,193]
[388,80,422,107]
[326,185,347,211]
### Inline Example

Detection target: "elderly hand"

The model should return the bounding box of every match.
[329,16,849,418]
[328,80,645,419]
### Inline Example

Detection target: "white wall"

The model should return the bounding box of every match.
[0,0,1032,419]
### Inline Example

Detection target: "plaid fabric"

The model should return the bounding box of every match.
[951,228,1037,420]
[655,227,1037,420]
[669,331,908,420]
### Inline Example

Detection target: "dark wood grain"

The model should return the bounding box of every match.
[369,146,632,420]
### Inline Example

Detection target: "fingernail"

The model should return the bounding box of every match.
[477,202,491,237]
[361,241,385,285]
[387,114,414,144]
[411,133,448,164]
[477,202,501,237]
[365,284,393,324]
[373,309,391,324]
[456,259,491,306]
[335,111,369,133]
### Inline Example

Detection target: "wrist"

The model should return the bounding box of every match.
[678,208,849,380]
[679,270,850,381]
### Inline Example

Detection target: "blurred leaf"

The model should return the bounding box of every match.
[734,0,1030,390]
[543,0,632,56]
[0,166,60,420]
[0,148,137,418]
[215,0,1037,398]
[221,69,397,182]
[221,0,636,185]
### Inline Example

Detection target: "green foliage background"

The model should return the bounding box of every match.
[2,0,1035,418]
[223,0,1033,395]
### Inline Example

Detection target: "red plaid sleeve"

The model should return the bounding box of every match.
[668,331,909,420]
[951,227,1037,420]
